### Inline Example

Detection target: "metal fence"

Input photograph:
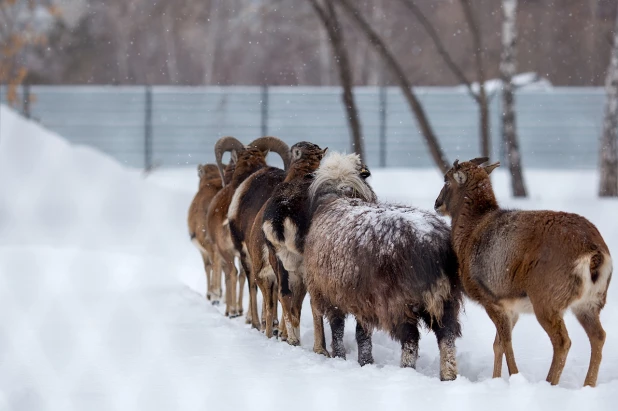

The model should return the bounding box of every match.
[1,85,608,169]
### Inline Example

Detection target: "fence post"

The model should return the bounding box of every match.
[261,85,269,136]
[144,85,153,171]
[379,86,387,167]
[22,83,31,119]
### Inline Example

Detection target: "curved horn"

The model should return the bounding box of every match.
[470,157,489,166]
[214,136,244,186]
[247,136,291,171]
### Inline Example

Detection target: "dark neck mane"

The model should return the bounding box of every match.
[285,161,320,182]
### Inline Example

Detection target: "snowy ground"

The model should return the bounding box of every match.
[1,105,617,410]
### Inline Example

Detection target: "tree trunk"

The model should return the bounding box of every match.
[599,10,618,197]
[203,0,219,85]
[500,0,527,197]
[317,19,332,85]
[309,0,365,162]
[460,0,490,159]
[162,9,179,84]
[335,0,450,173]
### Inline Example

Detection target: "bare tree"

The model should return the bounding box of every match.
[398,0,491,160]
[308,0,364,161]
[599,8,618,197]
[161,5,179,84]
[460,0,490,159]
[500,0,527,197]
[0,0,57,105]
[335,0,450,172]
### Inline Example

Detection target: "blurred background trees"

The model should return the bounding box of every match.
[16,0,617,87]
[0,0,57,105]
[2,0,617,197]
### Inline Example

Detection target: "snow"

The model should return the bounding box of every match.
[456,71,554,94]
[1,105,618,410]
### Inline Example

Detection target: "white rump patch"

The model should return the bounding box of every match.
[257,245,276,282]
[283,218,301,256]
[571,253,612,313]
[262,220,275,242]
[228,177,252,221]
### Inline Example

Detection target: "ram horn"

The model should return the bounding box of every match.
[470,157,490,166]
[247,136,291,171]
[214,136,244,186]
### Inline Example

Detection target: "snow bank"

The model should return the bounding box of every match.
[1,105,617,411]
[0,105,197,270]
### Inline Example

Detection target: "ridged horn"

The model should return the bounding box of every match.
[470,157,489,166]
[247,136,291,171]
[214,136,244,186]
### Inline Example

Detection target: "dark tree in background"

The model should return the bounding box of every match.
[500,0,527,197]
[28,0,617,87]
[308,0,365,162]
[460,0,490,160]
[398,0,491,160]
[335,0,450,173]
[599,8,618,197]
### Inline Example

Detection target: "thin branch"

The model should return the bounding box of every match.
[308,0,365,160]
[460,0,491,158]
[398,0,478,102]
[460,0,487,92]
[335,0,450,172]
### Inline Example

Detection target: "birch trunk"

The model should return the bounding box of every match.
[599,10,618,197]
[500,0,527,197]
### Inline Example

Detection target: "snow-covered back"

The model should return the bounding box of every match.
[1,106,617,411]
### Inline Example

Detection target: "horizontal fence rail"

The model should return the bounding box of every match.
[0,85,608,169]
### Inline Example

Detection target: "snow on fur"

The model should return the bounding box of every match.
[2,106,618,410]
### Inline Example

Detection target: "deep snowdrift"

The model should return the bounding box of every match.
[1,105,617,411]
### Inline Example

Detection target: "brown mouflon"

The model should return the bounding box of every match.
[187,160,234,301]
[301,153,462,380]
[434,157,612,387]
[206,136,291,318]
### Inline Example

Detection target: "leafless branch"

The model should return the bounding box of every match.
[335,0,450,172]
[460,0,491,158]
[398,0,478,102]
[308,0,365,160]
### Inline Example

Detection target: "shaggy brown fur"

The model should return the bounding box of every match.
[207,137,291,318]
[207,146,268,316]
[261,153,377,351]
[304,167,462,379]
[245,143,327,342]
[187,162,234,301]
[434,157,613,387]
